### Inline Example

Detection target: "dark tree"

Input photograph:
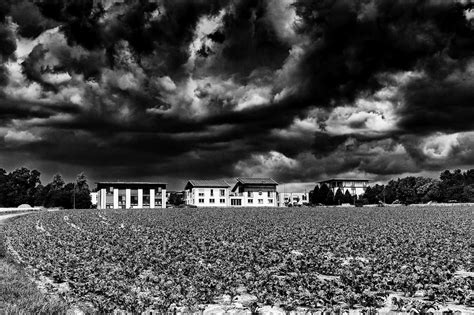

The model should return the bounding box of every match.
[343,190,352,204]
[334,188,344,205]
[73,172,92,209]
[168,191,184,206]
[363,186,376,204]
[318,184,330,204]
[310,185,320,204]
[324,190,335,205]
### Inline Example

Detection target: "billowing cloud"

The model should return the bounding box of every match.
[0,0,473,189]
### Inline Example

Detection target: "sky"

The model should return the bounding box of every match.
[0,0,473,191]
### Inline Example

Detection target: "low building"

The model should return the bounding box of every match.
[230,178,278,207]
[184,180,230,207]
[278,192,309,207]
[90,191,98,206]
[96,182,167,209]
[318,178,369,197]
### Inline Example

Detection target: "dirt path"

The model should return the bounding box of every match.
[0,212,31,224]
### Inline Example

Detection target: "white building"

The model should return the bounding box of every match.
[96,182,167,209]
[229,178,278,207]
[278,192,309,207]
[184,180,230,207]
[90,191,98,206]
[318,178,369,197]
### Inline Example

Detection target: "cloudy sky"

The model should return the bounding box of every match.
[0,0,473,191]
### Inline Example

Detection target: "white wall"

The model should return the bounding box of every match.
[186,187,229,207]
[278,192,309,206]
[97,187,167,209]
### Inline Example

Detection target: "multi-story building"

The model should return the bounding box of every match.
[229,178,278,207]
[318,178,369,197]
[96,182,167,209]
[278,192,309,207]
[184,180,230,207]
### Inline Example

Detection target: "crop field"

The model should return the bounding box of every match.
[3,206,473,313]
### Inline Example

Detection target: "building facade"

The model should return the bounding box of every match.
[278,192,309,207]
[229,178,278,207]
[318,178,369,197]
[184,180,230,207]
[96,182,167,209]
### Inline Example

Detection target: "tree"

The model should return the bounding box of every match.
[4,167,41,207]
[461,184,474,202]
[0,168,8,206]
[318,184,330,204]
[73,172,92,209]
[334,188,344,205]
[343,190,352,204]
[168,192,184,206]
[363,186,377,204]
[440,169,465,202]
[45,174,65,207]
[310,185,320,204]
[324,190,335,205]
[51,174,65,190]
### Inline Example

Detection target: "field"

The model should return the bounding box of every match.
[2,206,473,313]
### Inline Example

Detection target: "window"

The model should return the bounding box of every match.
[247,192,252,197]
[268,199,273,204]
[143,190,150,207]
[131,189,138,207]
[267,191,272,197]
[210,189,214,196]
[199,199,204,203]
[248,199,253,204]
[118,189,126,208]
[258,191,262,196]
[199,192,204,197]
[155,190,162,207]
[105,188,114,208]
[220,199,225,203]
[231,199,242,206]
[210,199,215,203]
[258,199,263,204]
[302,195,307,200]
[220,189,225,197]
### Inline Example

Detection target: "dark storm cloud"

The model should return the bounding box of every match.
[0,98,81,123]
[290,0,474,106]
[398,59,474,135]
[0,0,473,186]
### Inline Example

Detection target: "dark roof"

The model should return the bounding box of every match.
[318,178,370,183]
[96,182,167,189]
[236,177,279,185]
[185,179,230,188]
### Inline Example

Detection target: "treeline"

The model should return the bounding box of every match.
[310,169,474,205]
[0,167,92,208]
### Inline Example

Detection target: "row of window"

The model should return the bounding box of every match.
[193,190,274,197]
[197,198,226,204]
[196,189,226,197]
[193,198,275,204]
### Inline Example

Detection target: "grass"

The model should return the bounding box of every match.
[0,218,68,314]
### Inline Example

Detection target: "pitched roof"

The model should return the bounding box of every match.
[96,182,167,189]
[236,177,279,185]
[186,179,230,188]
[318,178,370,183]
[97,181,167,185]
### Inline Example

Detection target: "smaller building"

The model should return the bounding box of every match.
[90,191,98,206]
[318,178,369,197]
[278,192,309,207]
[230,178,278,207]
[184,180,230,207]
[96,182,167,209]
